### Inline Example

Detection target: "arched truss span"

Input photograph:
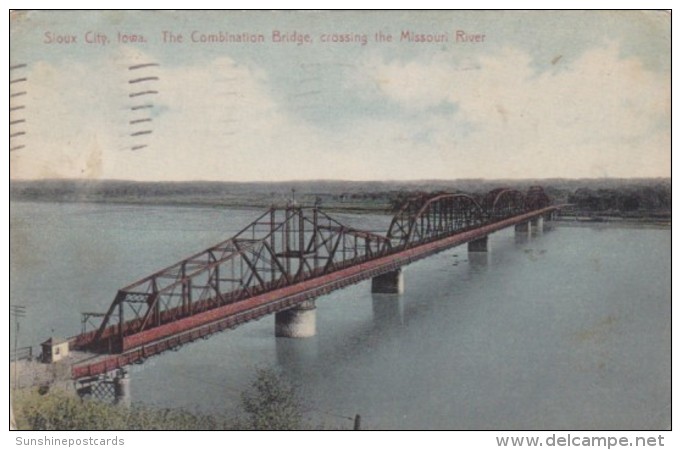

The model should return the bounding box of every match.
[525,186,551,211]
[482,188,526,222]
[387,193,486,247]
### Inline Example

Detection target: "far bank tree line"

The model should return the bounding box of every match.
[565,186,670,215]
[10,178,671,217]
[384,182,670,217]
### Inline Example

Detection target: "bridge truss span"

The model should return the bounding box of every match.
[75,206,391,353]
[69,186,559,377]
[482,188,526,222]
[387,193,487,247]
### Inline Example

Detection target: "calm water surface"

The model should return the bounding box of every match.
[10,201,671,429]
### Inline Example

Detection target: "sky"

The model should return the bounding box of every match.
[8,10,671,182]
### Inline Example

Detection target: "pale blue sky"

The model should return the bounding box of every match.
[9,10,671,181]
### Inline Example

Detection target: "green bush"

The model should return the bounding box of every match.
[239,368,303,430]
[12,368,307,430]
[12,387,232,430]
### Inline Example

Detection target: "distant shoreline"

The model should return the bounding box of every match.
[10,196,670,229]
[8,196,391,214]
[552,217,670,229]
[10,177,671,228]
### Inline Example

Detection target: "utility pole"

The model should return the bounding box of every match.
[11,304,26,392]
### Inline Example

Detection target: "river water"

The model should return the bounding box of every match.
[9,201,671,430]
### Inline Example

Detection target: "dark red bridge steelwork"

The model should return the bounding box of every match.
[70,186,558,378]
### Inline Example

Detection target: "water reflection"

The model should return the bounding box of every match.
[275,294,409,377]
[514,233,530,246]
[371,294,404,327]
[467,252,490,272]
[275,335,319,375]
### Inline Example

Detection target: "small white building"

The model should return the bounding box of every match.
[40,337,69,363]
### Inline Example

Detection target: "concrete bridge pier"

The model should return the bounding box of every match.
[74,369,130,406]
[113,370,131,407]
[275,300,317,338]
[371,269,404,294]
[543,212,556,232]
[467,235,489,252]
[515,221,530,233]
[530,216,544,234]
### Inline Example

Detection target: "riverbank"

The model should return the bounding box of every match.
[553,216,671,229]
[11,368,338,430]
[11,195,670,229]
[10,359,73,391]
[8,193,392,214]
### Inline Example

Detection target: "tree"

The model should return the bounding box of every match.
[240,368,302,430]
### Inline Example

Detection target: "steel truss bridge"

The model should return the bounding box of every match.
[69,186,558,378]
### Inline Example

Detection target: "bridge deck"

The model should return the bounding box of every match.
[70,206,557,379]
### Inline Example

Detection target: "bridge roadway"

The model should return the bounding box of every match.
[69,205,558,379]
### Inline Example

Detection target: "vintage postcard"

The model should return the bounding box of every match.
[9,10,671,435]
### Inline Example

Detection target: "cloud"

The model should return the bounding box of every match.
[355,42,670,178]
[10,57,127,179]
[10,41,670,182]
[11,49,330,181]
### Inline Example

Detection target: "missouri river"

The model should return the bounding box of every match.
[10,201,671,429]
